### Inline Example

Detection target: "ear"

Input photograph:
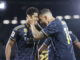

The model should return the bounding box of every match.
[45,16,47,20]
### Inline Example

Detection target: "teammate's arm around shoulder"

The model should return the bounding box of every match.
[5,39,15,60]
[30,24,44,40]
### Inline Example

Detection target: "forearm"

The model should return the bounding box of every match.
[5,44,11,60]
[5,40,14,60]
[30,24,44,40]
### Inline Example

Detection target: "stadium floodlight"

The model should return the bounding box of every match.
[3,20,10,24]
[11,17,18,24]
[56,16,63,20]
[20,20,26,24]
[0,2,6,9]
[64,15,71,19]
[11,20,18,24]
[73,15,80,19]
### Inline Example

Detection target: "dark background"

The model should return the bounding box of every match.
[0,0,80,60]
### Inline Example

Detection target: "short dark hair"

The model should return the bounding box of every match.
[26,7,39,16]
[39,8,51,15]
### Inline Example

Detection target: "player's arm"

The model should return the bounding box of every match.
[5,28,18,60]
[30,23,59,40]
[5,39,15,60]
[70,32,80,49]
[73,41,80,49]
[30,24,45,40]
[72,35,80,49]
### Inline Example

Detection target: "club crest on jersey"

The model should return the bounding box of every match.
[24,28,28,33]
[11,31,15,37]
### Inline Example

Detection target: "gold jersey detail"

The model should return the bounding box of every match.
[14,25,25,31]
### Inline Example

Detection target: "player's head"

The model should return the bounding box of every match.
[26,7,39,22]
[39,8,53,25]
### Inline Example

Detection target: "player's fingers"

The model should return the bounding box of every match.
[27,15,31,19]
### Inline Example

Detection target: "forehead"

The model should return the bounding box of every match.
[39,15,45,18]
[33,13,38,16]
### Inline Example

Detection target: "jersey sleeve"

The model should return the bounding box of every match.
[9,28,19,41]
[41,21,59,37]
[70,33,79,43]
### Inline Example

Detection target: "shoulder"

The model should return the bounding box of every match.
[13,24,25,31]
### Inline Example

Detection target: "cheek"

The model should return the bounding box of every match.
[41,18,44,20]
[42,17,45,20]
[35,17,38,20]
[37,18,39,20]
[41,20,45,23]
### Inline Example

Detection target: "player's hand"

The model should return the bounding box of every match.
[27,15,37,25]
[27,15,33,24]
